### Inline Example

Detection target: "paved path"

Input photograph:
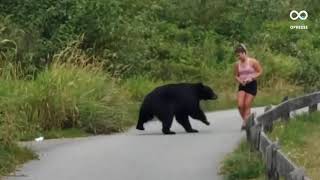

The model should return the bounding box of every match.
[6,108,265,180]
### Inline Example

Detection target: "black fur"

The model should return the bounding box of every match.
[136,83,217,134]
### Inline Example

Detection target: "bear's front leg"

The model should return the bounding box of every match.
[176,114,199,133]
[190,109,210,125]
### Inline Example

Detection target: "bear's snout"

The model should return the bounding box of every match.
[212,94,218,100]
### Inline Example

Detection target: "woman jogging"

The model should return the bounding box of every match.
[234,44,263,130]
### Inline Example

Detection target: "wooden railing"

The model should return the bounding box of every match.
[246,91,320,180]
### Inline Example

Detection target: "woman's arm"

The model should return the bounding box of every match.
[251,59,263,80]
[234,63,244,85]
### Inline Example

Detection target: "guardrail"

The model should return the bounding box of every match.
[246,91,320,180]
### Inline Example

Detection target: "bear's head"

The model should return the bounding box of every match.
[196,83,218,100]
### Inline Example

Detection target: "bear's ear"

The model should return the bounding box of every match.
[196,82,204,87]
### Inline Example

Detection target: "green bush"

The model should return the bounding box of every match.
[220,141,265,179]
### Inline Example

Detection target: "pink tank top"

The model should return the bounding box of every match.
[238,61,256,81]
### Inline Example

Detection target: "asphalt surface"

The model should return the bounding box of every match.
[6,108,266,180]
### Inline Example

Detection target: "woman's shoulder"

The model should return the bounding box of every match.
[248,57,259,65]
[234,62,240,68]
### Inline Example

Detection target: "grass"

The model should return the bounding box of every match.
[0,144,37,177]
[43,128,90,139]
[0,46,137,177]
[220,140,265,180]
[0,63,132,140]
[0,45,136,141]
[269,111,320,179]
[19,128,90,141]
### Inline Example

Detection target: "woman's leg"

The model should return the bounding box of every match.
[237,91,246,123]
[243,93,255,124]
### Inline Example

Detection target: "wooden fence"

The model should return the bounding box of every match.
[245,91,320,180]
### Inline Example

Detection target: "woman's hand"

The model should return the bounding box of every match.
[239,79,246,86]
[244,77,253,84]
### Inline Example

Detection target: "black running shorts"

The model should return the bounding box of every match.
[238,80,257,96]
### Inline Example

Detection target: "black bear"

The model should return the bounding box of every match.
[136,83,218,134]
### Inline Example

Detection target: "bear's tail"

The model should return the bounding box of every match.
[136,102,153,131]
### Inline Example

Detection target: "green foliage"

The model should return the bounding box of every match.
[1,0,319,86]
[220,141,265,179]
[0,144,36,176]
[294,51,320,91]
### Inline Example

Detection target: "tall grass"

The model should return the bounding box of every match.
[0,45,134,145]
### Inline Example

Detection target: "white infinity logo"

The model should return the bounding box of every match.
[290,10,308,20]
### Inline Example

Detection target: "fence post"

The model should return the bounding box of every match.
[263,118,273,133]
[266,143,280,180]
[251,124,261,151]
[309,104,318,113]
[263,105,274,132]
[245,113,261,151]
[281,96,290,122]
[246,113,255,142]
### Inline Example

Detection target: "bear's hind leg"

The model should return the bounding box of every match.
[136,105,153,131]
